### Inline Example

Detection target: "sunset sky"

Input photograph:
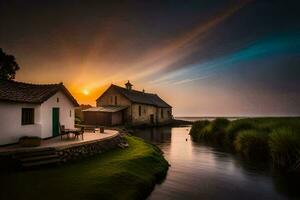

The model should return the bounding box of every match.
[1,0,300,116]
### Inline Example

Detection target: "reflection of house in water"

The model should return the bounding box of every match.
[133,127,172,144]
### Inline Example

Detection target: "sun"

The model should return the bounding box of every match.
[82,89,90,96]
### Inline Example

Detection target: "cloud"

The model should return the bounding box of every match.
[114,0,253,81]
[152,32,300,85]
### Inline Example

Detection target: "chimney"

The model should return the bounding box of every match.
[142,89,145,93]
[125,80,133,90]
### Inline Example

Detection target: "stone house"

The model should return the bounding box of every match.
[0,80,79,145]
[83,81,172,126]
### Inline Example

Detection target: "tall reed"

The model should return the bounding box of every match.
[269,127,300,170]
[234,130,270,160]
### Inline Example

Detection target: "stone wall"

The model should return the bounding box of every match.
[57,134,124,162]
[157,107,173,123]
[0,133,125,170]
[131,103,157,125]
[131,104,172,125]
[97,87,131,107]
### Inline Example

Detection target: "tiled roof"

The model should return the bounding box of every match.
[83,105,128,113]
[0,80,79,106]
[98,84,172,108]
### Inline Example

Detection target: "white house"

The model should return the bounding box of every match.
[0,80,79,145]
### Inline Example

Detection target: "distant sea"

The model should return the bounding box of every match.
[175,117,243,122]
[175,116,299,122]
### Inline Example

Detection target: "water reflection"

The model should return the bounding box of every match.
[132,126,299,200]
[133,127,172,144]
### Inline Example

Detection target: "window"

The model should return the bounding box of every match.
[57,97,59,103]
[161,109,164,118]
[115,96,118,105]
[138,105,142,116]
[22,108,34,125]
[110,96,113,104]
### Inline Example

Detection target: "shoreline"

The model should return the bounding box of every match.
[190,117,300,172]
[0,135,169,200]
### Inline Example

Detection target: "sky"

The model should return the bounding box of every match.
[0,0,300,116]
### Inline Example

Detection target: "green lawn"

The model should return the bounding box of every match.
[0,136,169,200]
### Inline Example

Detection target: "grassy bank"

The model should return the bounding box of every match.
[190,118,300,171]
[0,136,169,200]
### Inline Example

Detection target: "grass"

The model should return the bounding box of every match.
[225,120,255,145]
[269,127,300,170]
[190,118,229,144]
[189,120,210,140]
[190,117,300,171]
[0,136,169,200]
[234,130,270,160]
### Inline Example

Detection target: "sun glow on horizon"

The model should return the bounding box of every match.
[82,88,90,96]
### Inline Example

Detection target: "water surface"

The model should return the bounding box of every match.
[132,126,299,200]
[175,117,242,122]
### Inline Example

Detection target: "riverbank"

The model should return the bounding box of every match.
[133,126,300,199]
[190,117,300,172]
[0,135,169,200]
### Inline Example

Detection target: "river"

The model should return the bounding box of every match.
[132,126,299,200]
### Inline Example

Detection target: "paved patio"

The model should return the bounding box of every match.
[0,129,119,154]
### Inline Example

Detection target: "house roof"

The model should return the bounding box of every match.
[83,105,128,113]
[97,84,172,108]
[0,80,79,106]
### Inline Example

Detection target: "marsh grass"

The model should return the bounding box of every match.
[189,120,210,141]
[190,117,300,171]
[234,130,270,160]
[190,118,229,144]
[269,127,300,170]
[208,118,230,144]
[225,119,255,146]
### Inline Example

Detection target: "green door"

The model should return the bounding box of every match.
[52,107,60,137]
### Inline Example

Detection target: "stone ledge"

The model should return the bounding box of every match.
[0,132,124,169]
[57,134,123,162]
[54,132,119,151]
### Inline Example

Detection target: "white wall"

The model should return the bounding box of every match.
[0,102,41,145]
[0,91,76,145]
[40,91,75,138]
